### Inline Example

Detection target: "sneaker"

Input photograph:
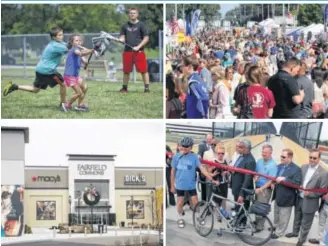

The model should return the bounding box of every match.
[177,219,185,228]
[60,102,70,113]
[3,81,17,96]
[74,105,88,112]
[144,88,150,93]
[120,87,128,93]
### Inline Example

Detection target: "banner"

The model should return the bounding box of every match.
[185,13,192,36]
[191,9,201,36]
[325,5,328,29]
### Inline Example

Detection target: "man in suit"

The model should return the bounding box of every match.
[288,149,328,246]
[198,133,213,201]
[285,149,328,240]
[230,139,256,215]
[271,148,302,239]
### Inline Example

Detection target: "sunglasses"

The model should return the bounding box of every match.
[211,73,216,76]
[211,144,217,147]
[309,156,318,160]
[280,155,287,159]
[181,145,191,148]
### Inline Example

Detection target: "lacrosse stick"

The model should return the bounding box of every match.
[84,37,107,70]
[100,31,134,50]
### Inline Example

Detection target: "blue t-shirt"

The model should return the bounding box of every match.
[171,152,200,190]
[64,47,82,77]
[214,50,224,59]
[256,158,278,187]
[36,40,68,75]
[186,73,209,119]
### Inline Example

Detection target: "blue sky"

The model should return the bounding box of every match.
[221,4,239,17]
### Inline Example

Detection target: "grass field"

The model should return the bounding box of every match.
[1,78,163,119]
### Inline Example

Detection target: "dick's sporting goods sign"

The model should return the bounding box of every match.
[77,164,107,176]
[32,175,61,183]
[124,174,147,185]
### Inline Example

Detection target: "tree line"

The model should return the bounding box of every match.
[1,4,163,48]
[225,4,324,27]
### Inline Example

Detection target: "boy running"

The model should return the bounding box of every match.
[63,34,94,111]
[170,136,219,228]
[3,27,69,112]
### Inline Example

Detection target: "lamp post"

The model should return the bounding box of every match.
[130,196,134,226]
[68,195,72,226]
[77,191,81,224]
[150,191,155,225]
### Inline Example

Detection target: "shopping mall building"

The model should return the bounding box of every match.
[1,127,163,237]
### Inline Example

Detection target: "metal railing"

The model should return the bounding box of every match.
[2,31,163,82]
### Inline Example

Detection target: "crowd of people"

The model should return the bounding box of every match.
[166,27,328,119]
[166,133,328,246]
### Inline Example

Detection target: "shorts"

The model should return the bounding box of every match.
[176,189,197,198]
[64,76,82,87]
[33,72,64,90]
[123,51,147,73]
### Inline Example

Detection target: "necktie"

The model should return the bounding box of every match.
[234,156,243,167]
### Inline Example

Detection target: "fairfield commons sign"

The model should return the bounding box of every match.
[77,164,107,176]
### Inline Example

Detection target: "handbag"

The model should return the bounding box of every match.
[249,178,274,216]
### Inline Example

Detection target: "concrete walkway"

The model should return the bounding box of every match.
[1,227,160,245]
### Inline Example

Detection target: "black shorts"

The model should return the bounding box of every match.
[33,72,64,90]
[176,189,197,197]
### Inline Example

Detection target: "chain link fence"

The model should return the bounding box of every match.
[1,31,163,83]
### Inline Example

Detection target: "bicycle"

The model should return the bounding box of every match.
[192,180,273,246]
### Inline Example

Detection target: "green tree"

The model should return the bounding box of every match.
[123,4,163,48]
[166,4,220,25]
[298,4,324,26]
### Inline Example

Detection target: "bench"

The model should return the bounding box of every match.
[85,59,108,79]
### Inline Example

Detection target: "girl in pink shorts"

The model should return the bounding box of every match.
[64,34,94,111]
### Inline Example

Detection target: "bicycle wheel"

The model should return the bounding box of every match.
[192,200,214,237]
[235,213,273,246]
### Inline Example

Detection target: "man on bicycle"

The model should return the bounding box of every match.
[170,136,219,228]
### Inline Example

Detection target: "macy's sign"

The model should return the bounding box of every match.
[32,175,61,183]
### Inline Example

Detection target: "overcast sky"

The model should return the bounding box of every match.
[2,120,164,167]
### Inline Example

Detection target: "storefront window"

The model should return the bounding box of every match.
[36,201,56,220]
[126,200,144,219]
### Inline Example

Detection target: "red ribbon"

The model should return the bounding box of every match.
[166,152,328,194]
[201,159,328,194]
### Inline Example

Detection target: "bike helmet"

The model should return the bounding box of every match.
[179,136,194,147]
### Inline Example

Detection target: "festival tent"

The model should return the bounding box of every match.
[259,18,276,27]
[286,27,304,36]
[296,24,318,35]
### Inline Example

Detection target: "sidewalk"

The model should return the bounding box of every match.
[166,190,320,246]
[1,227,160,245]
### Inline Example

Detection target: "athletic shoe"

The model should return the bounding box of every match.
[3,81,18,96]
[74,105,88,112]
[144,88,150,93]
[119,87,128,93]
[60,103,69,113]
[177,219,185,228]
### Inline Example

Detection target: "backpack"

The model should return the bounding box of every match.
[238,85,253,119]
[169,97,184,119]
